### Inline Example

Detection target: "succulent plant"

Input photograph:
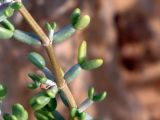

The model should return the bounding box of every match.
[0,1,107,120]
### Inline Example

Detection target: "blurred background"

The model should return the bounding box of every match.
[0,0,160,120]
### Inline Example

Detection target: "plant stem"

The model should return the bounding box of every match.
[16,2,77,108]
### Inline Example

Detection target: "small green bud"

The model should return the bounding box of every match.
[0,84,7,100]
[0,27,13,40]
[80,59,103,70]
[4,7,14,17]
[12,104,28,120]
[3,113,17,120]
[88,87,94,100]
[78,40,87,64]
[93,91,107,102]
[28,52,46,69]
[10,2,22,10]
[45,22,56,31]
[73,15,90,30]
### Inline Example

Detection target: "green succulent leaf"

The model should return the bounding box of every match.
[28,52,46,69]
[27,83,39,90]
[35,109,55,120]
[60,91,69,107]
[29,91,51,111]
[71,8,81,26]
[13,30,41,45]
[52,111,65,120]
[3,113,18,120]
[93,91,107,102]
[0,84,7,100]
[28,73,47,83]
[73,15,90,30]
[0,27,13,39]
[1,19,14,31]
[53,24,76,44]
[64,64,82,83]
[78,40,87,64]
[12,104,28,120]
[88,87,95,100]
[80,59,103,70]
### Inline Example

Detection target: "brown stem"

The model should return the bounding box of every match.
[16,2,77,108]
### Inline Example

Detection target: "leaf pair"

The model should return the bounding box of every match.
[78,40,103,70]
[29,88,58,111]
[88,87,107,102]
[3,104,28,120]
[0,19,41,45]
[70,107,86,120]
[34,99,57,120]
[27,73,47,90]
[71,8,90,30]
[0,2,22,22]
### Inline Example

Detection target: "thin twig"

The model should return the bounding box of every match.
[15,1,77,108]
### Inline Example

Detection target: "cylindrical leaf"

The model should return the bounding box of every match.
[12,104,28,120]
[1,19,14,31]
[28,52,46,69]
[78,41,87,64]
[52,111,65,120]
[13,30,41,45]
[59,91,69,107]
[78,98,93,112]
[80,59,103,70]
[71,8,81,26]
[27,83,39,90]
[93,91,107,102]
[28,73,47,83]
[64,64,81,83]
[73,15,90,30]
[29,92,50,111]
[88,87,94,100]
[53,24,76,43]
[3,114,17,120]
[35,109,54,120]
[0,27,13,39]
